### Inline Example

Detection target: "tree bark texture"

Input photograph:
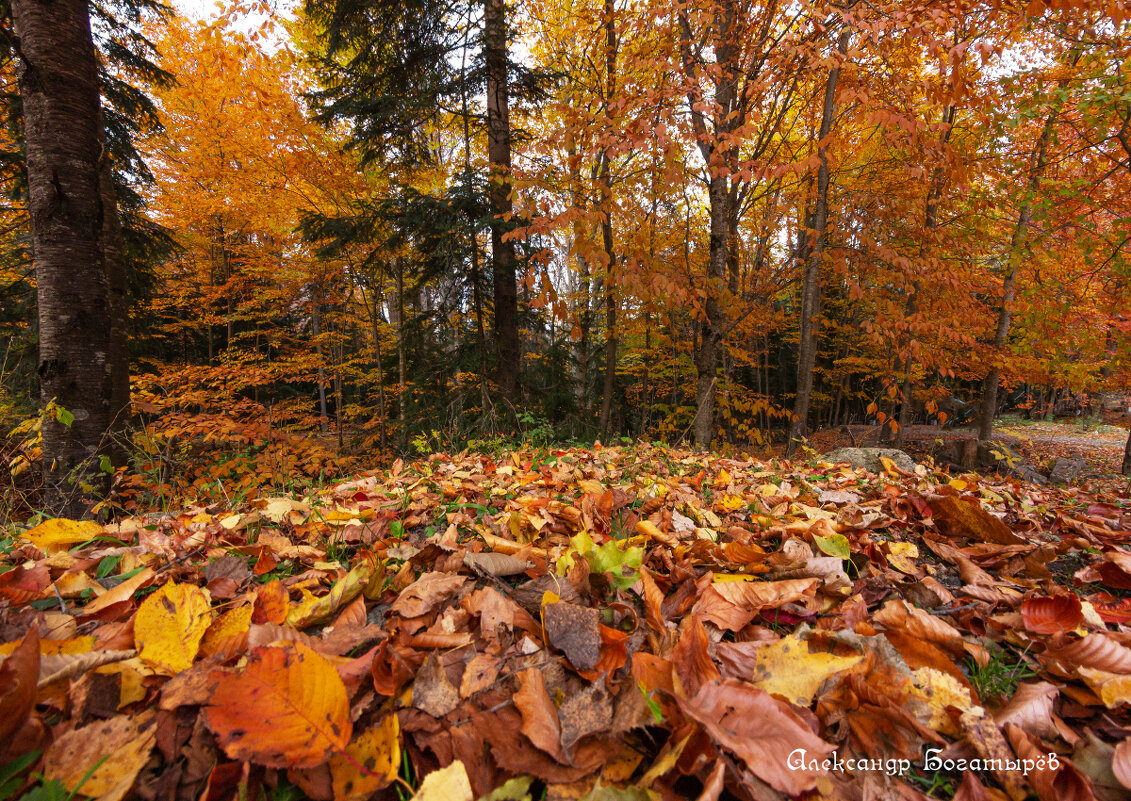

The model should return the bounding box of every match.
[13,0,115,516]
[976,108,1057,441]
[485,0,519,401]
[788,30,848,455]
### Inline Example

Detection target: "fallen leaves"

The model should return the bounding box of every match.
[205,641,352,768]
[4,443,1131,799]
[677,678,836,795]
[43,714,156,801]
[134,581,211,673]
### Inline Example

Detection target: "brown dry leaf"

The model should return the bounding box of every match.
[0,626,39,743]
[1046,634,1131,675]
[929,495,1024,545]
[134,581,212,673]
[993,682,1059,740]
[544,601,600,672]
[43,713,156,801]
[463,552,532,577]
[514,667,564,761]
[873,599,965,654]
[559,678,612,753]
[328,714,400,801]
[330,593,367,629]
[204,641,352,768]
[412,653,460,718]
[1006,723,1097,801]
[391,572,467,618]
[459,653,499,698]
[671,616,721,696]
[961,707,1027,801]
[953,771,997,801]
[708,577,819,611]
[676,678,835,796]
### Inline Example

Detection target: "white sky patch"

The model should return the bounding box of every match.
[168,0,296,41]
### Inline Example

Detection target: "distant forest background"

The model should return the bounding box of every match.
[1,0,1129,513]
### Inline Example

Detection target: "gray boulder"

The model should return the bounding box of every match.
[823,447,917,474]
[1049,456,1087,484]
[1008,462,1049,485]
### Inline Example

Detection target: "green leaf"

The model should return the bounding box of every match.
[95,555,122,579]
[17,779,68,801]
[98,455,113,474]
[639,684,663,724]
[812,533,851,560]
[55,407,74,428]
[476,777,533,801]
[0,750,41,801]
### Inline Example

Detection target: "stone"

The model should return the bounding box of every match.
[823,447,917,474]
[1049,456,1087,485]
[1008,463,1048,486]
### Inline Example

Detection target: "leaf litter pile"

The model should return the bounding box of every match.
[3,444,1131,801]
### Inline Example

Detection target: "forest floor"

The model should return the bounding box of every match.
[2,431,1131,801]
[808,416,1129,478]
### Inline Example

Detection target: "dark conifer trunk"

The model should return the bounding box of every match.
[12,0,116,516]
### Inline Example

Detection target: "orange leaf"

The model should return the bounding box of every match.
[254,579,290,625]
[1021,594,1083,635]
[199,604,254,659]
[0,626,39,743]
[205,641,352,768]
[513,667,564,761]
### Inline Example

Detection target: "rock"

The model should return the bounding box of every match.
[1049,456,1087,485]
[823,447,917,474]
[1008,463,1048,486]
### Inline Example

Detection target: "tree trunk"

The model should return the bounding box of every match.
[788,31,848,455]
[366,284,387,453]
[976,57,1076,441]
[692,172,727,448]
[597,0,617,437]
[13,0,115,516]
[312,304,328,432]
[568,140,591,419]
[897,104,956,448]
[1123,427,1131,475]
[680,0,737,449]
[484,0,519,401]
[394,260,407,429]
